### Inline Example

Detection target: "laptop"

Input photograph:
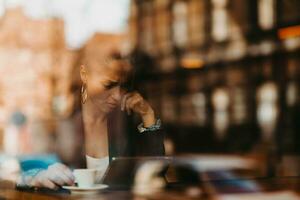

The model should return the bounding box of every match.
[101,156,172,190]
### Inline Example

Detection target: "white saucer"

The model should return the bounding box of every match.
[62,184,108,194]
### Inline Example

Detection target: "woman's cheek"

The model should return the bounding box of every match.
[88,83,106,97]
[112,87,123,102]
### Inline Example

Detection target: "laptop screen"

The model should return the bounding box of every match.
[101,157,172,189]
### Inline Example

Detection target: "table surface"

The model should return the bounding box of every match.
[1,176,300,200]
[1,154,300,199]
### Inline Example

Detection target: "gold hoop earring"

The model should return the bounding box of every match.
[81,83,88,104]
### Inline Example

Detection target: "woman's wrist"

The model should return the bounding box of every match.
[141,109,156,127]
[18,168,44,187]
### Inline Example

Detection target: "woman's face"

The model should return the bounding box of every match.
[81,58,131,114]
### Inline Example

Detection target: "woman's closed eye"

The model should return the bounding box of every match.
[103,81,119,89]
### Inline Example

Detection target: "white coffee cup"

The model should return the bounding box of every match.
[73,169,97,188]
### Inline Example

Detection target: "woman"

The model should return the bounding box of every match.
[81,52,165,178]
[17,51,164,189]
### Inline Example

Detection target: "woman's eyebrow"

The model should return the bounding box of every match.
[103,79,119,84]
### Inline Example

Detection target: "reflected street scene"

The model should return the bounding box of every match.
[0,0,299,199]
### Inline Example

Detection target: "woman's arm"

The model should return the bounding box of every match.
[121,92,165,156]
[135,129,165,156]
[17,163,74,189]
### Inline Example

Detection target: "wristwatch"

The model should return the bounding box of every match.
[137,119,162,133]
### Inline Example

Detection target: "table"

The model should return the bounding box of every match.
[0,188,200,200]
[1,177,300,200]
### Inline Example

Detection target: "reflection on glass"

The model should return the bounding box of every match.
[172,1,188,48]
[140,1,155,54]
[141,15,155,54]
[191,93,207,126]
[212,88,230,139]
[257,82,278,141]
[231,87,247,125]
[154,0,172,54]
[179,75,207,126]
[286,82,298,107]
[161,95,176,123]
[286,58,299,107]
[283,37,300,52]
[258,0,276,30]
[279,0,300,25]
[159,55,177,72]
[259,40,275,56]
[128,1,138,50]
[188,0,205,46]
[179,95,195,126]
[211,0,229,42]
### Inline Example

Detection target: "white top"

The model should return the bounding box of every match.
[86,155,109,183]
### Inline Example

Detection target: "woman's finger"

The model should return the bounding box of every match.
[47,170,69,186]
[60,172,74,185]
[34,173,57,189]
[126,99,132,115]
[128,97,142,111]
[121,93,130,111]
[55,164,75,182]
[30,170,49,187]
[122,93,135,113]
[125,94,143,115]
[49,175,64,186]
[41,179,57,190]
[56,171,74,186]
[121,92,138,111]
[125,95,138,115]
[61,171,75,185]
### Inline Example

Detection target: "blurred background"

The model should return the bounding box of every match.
[0,0,299,182]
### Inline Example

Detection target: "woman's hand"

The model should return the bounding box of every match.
[121,92,156,127]
[29,163,75,190]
